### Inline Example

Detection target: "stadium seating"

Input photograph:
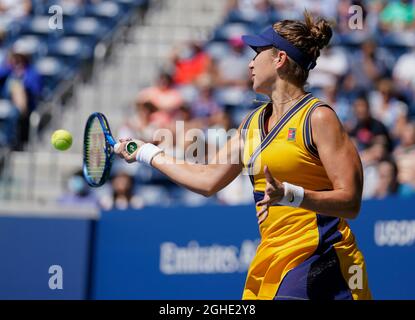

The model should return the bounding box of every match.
[0,0,150,152]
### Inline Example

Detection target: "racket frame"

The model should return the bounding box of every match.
[83,112,117,187]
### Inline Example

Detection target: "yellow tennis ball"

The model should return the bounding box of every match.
[51,129,73,151]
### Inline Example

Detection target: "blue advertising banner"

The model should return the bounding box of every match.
[92,204,260,299]
[93,198,415,300]
[0,198,413,299]
[349,197,415,300]
[0,216,93,299]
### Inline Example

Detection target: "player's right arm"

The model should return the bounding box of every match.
[116,128,245,197]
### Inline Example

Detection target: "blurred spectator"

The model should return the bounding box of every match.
[379,0,414,33]
[136,102,161,139]
[118,101,160,143]
[188,75,227,133]
[226,0,274,25]
[0,0,31,18]
[350,95,392,164]
[365,0,387,34]
[337,72,362,103]
[45,0,85,17]
[372,159,399,199]
[394,121,415,156]
[308,46,348,91]
[211,37,251,108]
[58,169,99,208]
[170,41,212,85]
[0,99,20,147]
[272,0,318,20]
[320,84,355,131]
[297,0,338,18]
[136,72,184,113]
[212,37,250,88]
[117,99,186,162]
[394,121,415,197]
[0,53,28,115]
[0,33,6,65]
[335,0,352,34]
[393,47,415,89]
[100,171,144,210]
[0,0,31,33]
[368,78,408,139]
[393,47,415,110]
[273,0,299,18]
[0,48,42,149]
[349,38,391,92]
[191,78,221,119]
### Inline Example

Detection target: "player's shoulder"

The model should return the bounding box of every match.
[309,99,337,122]
[310,100,344,139]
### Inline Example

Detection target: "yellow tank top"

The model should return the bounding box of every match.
[239,93,371,300]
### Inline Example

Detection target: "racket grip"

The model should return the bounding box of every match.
[125,141,138,155]
[113,141,138,155]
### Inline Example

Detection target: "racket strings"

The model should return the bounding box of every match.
[85,118,107,182]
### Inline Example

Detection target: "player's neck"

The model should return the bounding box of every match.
[270,83,306,118]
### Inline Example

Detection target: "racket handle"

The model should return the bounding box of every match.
[113,141,138,155]
[125,141,138,155]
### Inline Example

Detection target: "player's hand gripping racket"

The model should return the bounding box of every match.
[83,112,138,187]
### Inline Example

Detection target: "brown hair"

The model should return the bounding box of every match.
[273,11,333,86]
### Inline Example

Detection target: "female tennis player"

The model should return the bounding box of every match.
[116,12,372,300]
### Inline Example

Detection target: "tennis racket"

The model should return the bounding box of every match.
[83,112,138,187]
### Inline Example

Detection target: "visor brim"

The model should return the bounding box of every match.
[241,35,273,52]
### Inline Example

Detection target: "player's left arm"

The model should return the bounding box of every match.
[301,106,364,219]
[256,107,363,223]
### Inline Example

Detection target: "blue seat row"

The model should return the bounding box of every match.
[1,0,149,101]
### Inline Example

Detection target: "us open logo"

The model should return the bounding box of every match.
[287,128,296,141]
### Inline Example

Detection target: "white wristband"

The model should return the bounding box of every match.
[135,143,163,166]
[278,182,304,207]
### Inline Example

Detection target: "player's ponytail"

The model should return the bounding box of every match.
[305,13,332,50]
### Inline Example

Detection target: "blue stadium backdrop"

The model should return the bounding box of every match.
[0,198,414,299]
